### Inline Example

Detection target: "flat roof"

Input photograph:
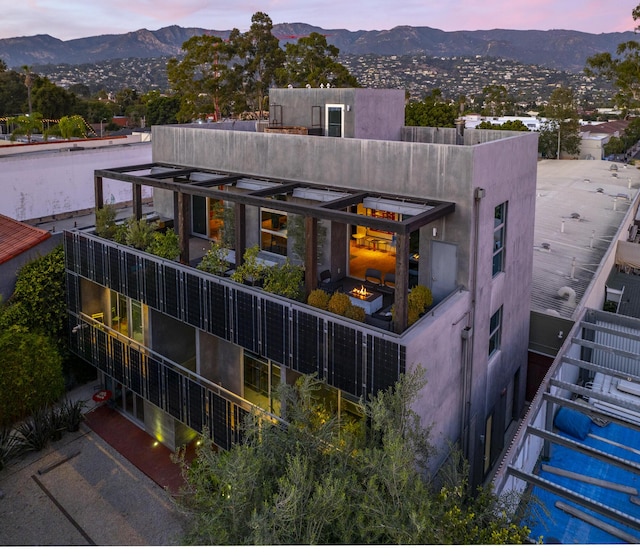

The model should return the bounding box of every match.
[531,160,638,319]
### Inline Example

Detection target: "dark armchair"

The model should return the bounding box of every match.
[318,269,342,293]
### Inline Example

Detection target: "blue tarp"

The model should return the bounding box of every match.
[524,421,640,544]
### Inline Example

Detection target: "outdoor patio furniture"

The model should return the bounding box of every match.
[365,268,382,285]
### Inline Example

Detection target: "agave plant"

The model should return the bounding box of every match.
[16,407,54,452]
[59,398,86,432]
[0,426,25,470]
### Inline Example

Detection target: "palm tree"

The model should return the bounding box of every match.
[22,65,33,114]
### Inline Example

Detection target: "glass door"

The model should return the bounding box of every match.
[326,104,344,137]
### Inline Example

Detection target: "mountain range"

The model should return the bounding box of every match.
[0,23,636,74]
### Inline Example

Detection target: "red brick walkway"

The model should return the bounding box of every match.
[83,405,195,496]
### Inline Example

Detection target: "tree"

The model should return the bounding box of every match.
[145,93,181,125]
[9,112,43,142]
[541,87,580,158]
[585,4,640,110]
[32,77,80,119]
[481,84,514,116]
[405,89,458,127]
[54,115,89,139]
[0,69,28,116]
[232,12,285,119]
[0,245,67,348]
[22,65,33,114]
[477,120,530,131]
[0,326,65,427]
[276,32,359,88]
[176,367,531,545]
[167,34,235,122]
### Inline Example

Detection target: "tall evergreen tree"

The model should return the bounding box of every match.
[176,368,531,545]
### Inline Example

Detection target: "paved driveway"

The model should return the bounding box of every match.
[0,425,187,546]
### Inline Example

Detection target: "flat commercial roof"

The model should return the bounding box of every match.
[531,160,638,319]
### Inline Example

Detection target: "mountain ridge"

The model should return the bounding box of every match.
[0,23,635,73]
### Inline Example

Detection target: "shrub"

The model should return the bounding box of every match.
[16,408,54,452]
[94,204,118,239]
[124,217,158,250]
[307,289,330,310]
[59,398,86,432]
[0,328,65,427]
[407,285,433,326]
[197,242,230,276]
[263,260,304,300]
[344,304,366,322]
[327,292,352,316]
[148,228,181,260]
[0,426,25,470]
[232,245,268,285]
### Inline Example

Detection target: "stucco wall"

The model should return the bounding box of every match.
[268,88,405,141]
[152,125,539,481]
[0,142,152,222]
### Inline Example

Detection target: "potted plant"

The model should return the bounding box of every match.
[263,260,305,301]
[232,245,268,286]
[197,242,230,276]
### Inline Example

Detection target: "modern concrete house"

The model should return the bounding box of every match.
[63,88,538,485]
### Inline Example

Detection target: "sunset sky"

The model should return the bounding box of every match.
[1,0,638,41]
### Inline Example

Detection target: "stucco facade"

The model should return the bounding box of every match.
[65,90,537,485]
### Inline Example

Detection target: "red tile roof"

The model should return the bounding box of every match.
[0,215,51,265]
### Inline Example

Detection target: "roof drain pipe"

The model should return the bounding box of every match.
[461,186,485,467]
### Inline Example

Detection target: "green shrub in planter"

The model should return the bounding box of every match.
[263,260,304,301]
[232,245,268,285]
[327,292,352,316]
[307,289,330,310]
[344,304,366,322]
[148,228,181,260]
[197,242,230,276]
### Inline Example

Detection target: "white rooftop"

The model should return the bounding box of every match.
[531,159,638,319]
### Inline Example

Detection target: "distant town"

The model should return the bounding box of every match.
[33,52,613,113]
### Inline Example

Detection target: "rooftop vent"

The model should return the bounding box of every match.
[610,164,618,171]
[596,187,604,193]
[541,242,551,250]
[571,212,580,219]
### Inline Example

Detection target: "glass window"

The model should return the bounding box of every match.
[493,202,507,276]
[261,209,287,256]
[243,353,281,416]
[489,307,502,357]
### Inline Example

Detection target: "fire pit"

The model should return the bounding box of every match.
[350,285,374,300]
[347,285,383,314]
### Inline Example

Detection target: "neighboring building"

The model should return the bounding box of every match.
[492,160,640,544]
[527,160,640,394]
[0,215,55,301]
[579,120,631,161]
[0,137,152,223]
[64,88,539,486]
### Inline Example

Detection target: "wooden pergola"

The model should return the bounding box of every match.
[94,163,455,332]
